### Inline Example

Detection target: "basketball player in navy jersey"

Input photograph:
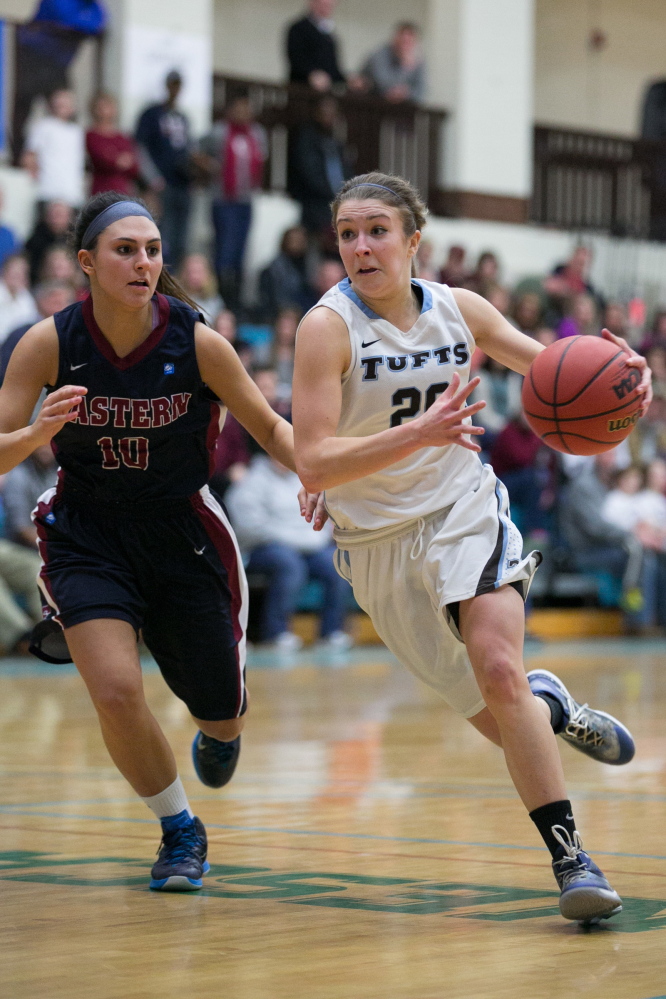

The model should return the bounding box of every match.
[0,192,325,891]
[293,172,652,925]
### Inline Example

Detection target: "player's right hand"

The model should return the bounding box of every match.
[28,385,88,446]
[415,373,486,452]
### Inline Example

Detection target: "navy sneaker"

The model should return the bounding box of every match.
[150,811,209,891]
[192,732,241,788]
[551,825,622,924]
[527,668,635,765]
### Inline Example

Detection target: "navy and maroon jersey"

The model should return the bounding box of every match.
[49,293,224,503]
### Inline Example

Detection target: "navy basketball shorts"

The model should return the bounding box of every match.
[32,485,249,722]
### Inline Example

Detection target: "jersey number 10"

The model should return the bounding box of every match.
[390,382,449,427]
[98,436,150,471]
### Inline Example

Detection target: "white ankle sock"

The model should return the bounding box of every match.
[141,776,194,820]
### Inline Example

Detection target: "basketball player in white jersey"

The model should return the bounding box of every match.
[293,172,652,926]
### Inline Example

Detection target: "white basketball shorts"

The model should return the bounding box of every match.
[333,463,541,718]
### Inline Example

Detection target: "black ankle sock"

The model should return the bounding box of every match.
[529,799,577,860]
[536,692,565,734]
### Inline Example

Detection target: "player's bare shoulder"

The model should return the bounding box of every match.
[450,287,496,334]
[6,316,60,388]
[297,306,351,373]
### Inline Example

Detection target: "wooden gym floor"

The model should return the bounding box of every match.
[2,639,666,999]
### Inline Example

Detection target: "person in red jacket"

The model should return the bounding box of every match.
[86,93,139,196]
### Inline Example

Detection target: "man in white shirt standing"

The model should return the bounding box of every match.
[21,89,85,208]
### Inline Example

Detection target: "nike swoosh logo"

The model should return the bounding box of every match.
[566,814,574,822]
[194,547,206,555]
[70,363,87,371]
[361,339,381,349]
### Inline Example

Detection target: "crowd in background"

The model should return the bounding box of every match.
[0,0,665,654]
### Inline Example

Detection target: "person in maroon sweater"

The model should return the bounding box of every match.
[490,412,553,535]
[86,93,139,196]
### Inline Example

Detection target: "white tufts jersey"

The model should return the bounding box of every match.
[309,278,483,531]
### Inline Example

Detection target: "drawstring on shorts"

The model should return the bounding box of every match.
[409,518,426,560]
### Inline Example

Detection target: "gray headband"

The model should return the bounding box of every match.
[82,201,156,249]
[346,182,404,201]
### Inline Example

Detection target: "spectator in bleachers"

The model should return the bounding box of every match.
[39,245,80,290]
[533,326,558,347]
[0,256,39,345]
[0,540,45,655]
[490,412,552,537]
[512,291,543,336]
[0,190,21,269]
[486,283,511,319]
[556,292,599,339]
[416,239,438,282]
[213,308,253,370]
[313,257,346,297]
[13,0,107,163]
[273,307,302,400]
[356,22,426,104]
[258,225,315,319]
[226,454,350,651]
[199,92,267,311]
[252,366,292,425]
[0,281,75,384]
[639,309,666,355]
[178,254,224,324]
[286,0,345,92]
[210,413,251,499]
[629,389,666,465]
[602,463,666,631]
[646,346,666,398]
[603,301,630,341]
[24,199,72,286]
[543,245,603,319]
[2,445,58,547]
[439,245,468,287]
[21,89,85,208]
[469,354,522,448]
[287,96,352,235]
[136,70,192,269]
[464,251,500,297]
[560,450,643,620]
[86,92,139,196]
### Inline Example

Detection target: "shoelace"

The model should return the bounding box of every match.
[409,518,426,561]
[199,733,236,762]
[157,822,200,863]
[565,704,605,748]
[551,825,589,886]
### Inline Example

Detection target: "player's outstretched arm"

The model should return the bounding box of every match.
[195,322,296,469]
[196,323,329,529]
[292,307,486,493]
[0,319,86,474]
[452,288,544,375]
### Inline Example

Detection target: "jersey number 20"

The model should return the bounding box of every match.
[390,382,449,427]
[98,436,149,471]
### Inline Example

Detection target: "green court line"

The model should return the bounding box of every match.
[3,807,666,861]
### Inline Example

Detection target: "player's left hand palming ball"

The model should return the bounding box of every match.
[522,329,652,455]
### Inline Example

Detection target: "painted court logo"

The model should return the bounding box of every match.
[1,851,665,933]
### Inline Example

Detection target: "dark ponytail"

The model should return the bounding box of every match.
[70,191,202,313]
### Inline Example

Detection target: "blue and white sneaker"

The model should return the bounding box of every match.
[192,731,241,788]
[150,811,209,891]
[527,668,635,765]
[551,825,622,924]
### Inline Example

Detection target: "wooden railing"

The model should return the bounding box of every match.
[531,125,659,238]
[213,74,447,204]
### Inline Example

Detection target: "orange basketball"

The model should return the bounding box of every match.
[521,336,643,455]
